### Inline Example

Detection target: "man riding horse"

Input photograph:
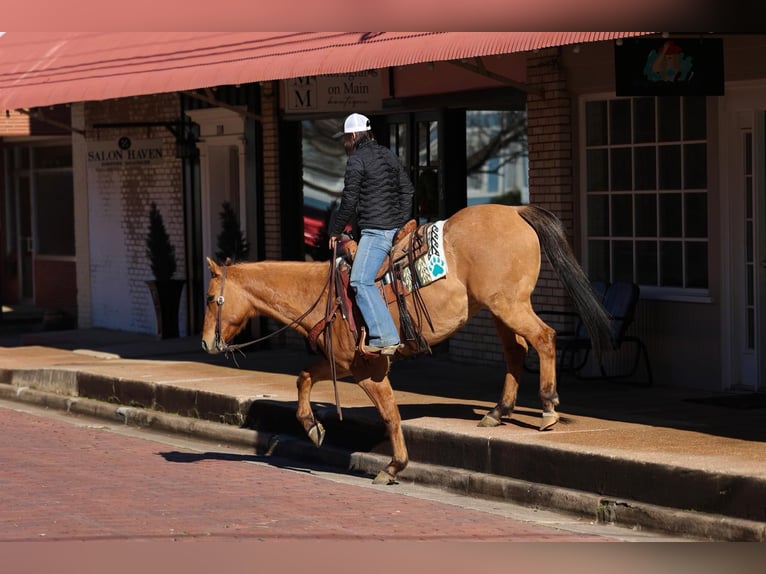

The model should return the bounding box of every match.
[327,113,415,356]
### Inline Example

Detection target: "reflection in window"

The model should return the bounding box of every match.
[466,111,528,206]
[301,118,347,261]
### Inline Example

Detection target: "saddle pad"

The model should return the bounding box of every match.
[402,220,448,290]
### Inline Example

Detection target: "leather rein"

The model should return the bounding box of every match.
[213,252,344,419]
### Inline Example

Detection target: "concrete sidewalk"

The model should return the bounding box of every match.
[1,325,765,541]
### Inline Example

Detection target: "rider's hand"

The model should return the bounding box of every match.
[329,235,339,250]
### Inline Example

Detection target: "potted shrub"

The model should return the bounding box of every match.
[216,201,249,262]
[146,202,184,339]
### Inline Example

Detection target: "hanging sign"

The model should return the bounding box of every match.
[284,71,382,113]
[615,38,724,97]
[87,137,164,169]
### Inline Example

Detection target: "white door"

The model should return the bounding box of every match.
[185,108,247,272]
[723,84,766,391]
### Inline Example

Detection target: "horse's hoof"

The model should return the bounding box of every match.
[307,422,325,447]
[478,414,502,427]
[539,411,559,431]
[372,470,398,485]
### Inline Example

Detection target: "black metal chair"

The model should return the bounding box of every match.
[526,281,653,386]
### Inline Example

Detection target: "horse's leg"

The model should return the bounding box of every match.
[295,358,335,447]
[352,355,408,485]
[489,300,559,430]
[479,319,527,427]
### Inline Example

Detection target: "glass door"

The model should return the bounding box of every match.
[386,113,441,223]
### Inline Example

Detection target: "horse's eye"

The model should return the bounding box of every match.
[206,294,215,304]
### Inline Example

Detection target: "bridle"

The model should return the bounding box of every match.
[212,255,344,418]
[213,263,330,359]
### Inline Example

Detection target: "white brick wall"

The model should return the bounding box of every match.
[83,94,188,336]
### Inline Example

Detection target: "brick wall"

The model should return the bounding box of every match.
[84,94,187,335]
[0,110,31,136]
[526,47,575,311]
[260,82,282,260]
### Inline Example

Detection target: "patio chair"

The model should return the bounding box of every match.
[525,280,653,387]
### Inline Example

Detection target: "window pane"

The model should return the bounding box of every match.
[635,193,657,236]
[586,101,608,146]
[658,96,681,142]
[611,194,633,237]
[588,194,609,236]
[660,241,683,286]
[659,193,682,237]
[466,110,529,206]
[586,149,609,191]
[685,242,708,288]
[683,96,707,140]
[633,97,656,143]
[685,192,707,238]
[610,148,632,191]
[634,146,656,190]
[588,239,610,281]
[610,99,631,145]
[684,143,707,189]
[36,172,74,255]
[34,146,72,169]
[612,240,634,282]
[419,121,438,166]
[658,144,681,190]
[636,240,658,285]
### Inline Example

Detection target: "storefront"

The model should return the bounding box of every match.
[8,32,764,392]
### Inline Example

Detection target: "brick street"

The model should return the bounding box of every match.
[0,400,641,544]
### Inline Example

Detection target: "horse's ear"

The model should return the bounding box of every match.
[206,257,220,277]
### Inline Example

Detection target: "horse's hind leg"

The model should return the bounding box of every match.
[489,301,559,430]
[479,318,527,427]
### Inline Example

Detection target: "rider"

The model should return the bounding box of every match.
[328,113,415,355]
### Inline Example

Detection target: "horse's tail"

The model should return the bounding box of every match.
[518,205,612,357]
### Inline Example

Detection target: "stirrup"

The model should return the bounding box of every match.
[357,327,400,357]
[364,344,401,356]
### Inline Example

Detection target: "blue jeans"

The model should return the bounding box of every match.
[350,228,400,347]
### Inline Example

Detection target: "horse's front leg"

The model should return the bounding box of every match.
[479,321,526,427]
[353,356,408,485]
[295,358,336,447]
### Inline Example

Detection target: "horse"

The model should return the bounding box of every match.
[201,203,612,485]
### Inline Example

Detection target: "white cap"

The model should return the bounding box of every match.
[343,113,371,134]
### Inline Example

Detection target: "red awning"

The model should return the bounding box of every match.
[0,32,652,110]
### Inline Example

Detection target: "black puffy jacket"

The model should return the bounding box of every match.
[328,139,415,237]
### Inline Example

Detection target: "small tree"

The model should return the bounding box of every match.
[216,201,249,262]
[146,202,177,281]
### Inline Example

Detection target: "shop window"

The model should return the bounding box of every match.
[582,96,708,293]
[301,118,346,261]
[466,110,528,206]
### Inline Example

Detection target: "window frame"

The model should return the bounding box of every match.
[578,93,712,303]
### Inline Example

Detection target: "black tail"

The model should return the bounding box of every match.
[518,205,612,357]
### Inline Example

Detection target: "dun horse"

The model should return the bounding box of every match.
[201,204,611,484]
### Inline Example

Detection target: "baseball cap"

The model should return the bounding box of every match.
[335,113,371,137]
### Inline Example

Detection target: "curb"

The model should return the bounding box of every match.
[1,381,764,542]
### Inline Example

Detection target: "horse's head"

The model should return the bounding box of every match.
[201,257,253,354]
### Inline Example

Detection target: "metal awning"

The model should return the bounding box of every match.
[0,32,652,110]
